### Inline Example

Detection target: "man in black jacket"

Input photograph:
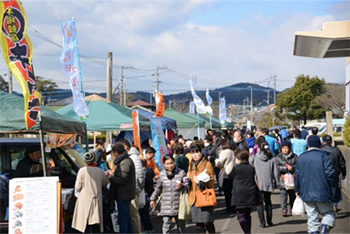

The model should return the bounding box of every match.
[321,135,347,213]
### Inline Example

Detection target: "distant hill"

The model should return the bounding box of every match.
[44,82,279,107]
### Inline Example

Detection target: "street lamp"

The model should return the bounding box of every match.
[247,86,253,123]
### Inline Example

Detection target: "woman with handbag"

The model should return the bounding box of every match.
[276,140,297,217]
[72,152,109,233]
[150,155,186,233]
[187,143,216,233]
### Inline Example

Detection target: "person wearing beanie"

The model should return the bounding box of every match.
[321,135,347,214]
[294,135,341,233]
[276,140,297,217]
[72,151,109,233]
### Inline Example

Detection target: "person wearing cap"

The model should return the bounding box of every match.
[321,135,347,213]
[15,146,49,178]
[294,135,341,233]
[275,140,297,217]
[72,151,109,233]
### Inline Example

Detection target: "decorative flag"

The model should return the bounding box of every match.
[206,88,213,106]
[193,94,206,114]
[189,73,196,97]
[0,0,41,129]
[189,101,195,114]
[60,20,89,118]
[154,92,165,117]
[132,111,142,154]
[219,97,227,124]
[150,117,168,169]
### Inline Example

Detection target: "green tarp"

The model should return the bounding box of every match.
[0,90,86,135]
[163,109,205,128]
[56,94,150,131]
[184,113,222,129]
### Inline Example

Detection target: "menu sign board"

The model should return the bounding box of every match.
[9,177,59,234]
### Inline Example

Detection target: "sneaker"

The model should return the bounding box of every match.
[282,211,288,217]
[320,224,332,233]
[259,223,266,228]
[268,222,274,227]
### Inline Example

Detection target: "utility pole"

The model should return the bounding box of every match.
[107,52,112,101]
[248,86,253,123]
[8,70,12,93]
[156,66,160,92]
[123,83,127,106]
[120,66,124,105]
[169,100,172,109]
[273,75,277,104]
[273,75,277,126]
[106,52,112,146]
[264,90,270,106]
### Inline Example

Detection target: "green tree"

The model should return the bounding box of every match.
[276,75,325,124]
[36,76,58,92]
[0,75,9,92]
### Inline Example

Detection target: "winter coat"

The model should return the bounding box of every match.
[264,135,279,157]
[246,137,255,149]
[228,162,260,207]
[72,166,109,233]
[150,168,186,216]
[109,152,136,201]
[275,152,297,189]
[321,144,347,177]
[129,147,145,193]
[216,149,235,187]
[235,139,249,151]
[250,151,279,192]
[175,154,189,173]
[294,148,341,203]
[187,156,215,206]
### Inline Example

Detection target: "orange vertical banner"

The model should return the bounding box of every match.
[132,111,142,153]
[154,92,165,117]
[0,0,41,129]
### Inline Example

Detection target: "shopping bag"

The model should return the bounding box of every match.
[292,196,305,216]
[110,202,120,233]
[63,190,77,215]
[195,188,217,208]
[284,172,294,190]
[138,188,146,209]
[178,190,191,221]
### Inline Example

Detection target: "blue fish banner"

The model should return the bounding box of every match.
[150,117,168,169]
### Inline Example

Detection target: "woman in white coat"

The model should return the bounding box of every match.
[215,138,235,214]
[72,151,109,233]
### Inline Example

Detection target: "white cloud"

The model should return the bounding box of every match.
[0,0,347,97]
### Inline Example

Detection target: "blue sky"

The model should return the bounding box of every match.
[1,0,349,99]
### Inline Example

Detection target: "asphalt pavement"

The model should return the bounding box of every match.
[150,191,350,233]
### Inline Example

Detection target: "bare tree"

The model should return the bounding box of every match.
[171,99,188,113]
[314,83,345,117]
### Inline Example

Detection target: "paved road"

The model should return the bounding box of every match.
[150,191,350,233]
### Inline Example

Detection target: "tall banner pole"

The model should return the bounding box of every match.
[38,113,47,177]
[197,113,200,139]
[209,115,212,129]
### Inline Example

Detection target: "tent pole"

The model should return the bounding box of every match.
[39,113,47,177]
[84,120,89,152]
[93,131,96,151]
[197,113,200,139]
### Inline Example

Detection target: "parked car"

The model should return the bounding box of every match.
[0,138,86,233]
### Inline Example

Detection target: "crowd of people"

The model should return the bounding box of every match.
[68,125,347,234]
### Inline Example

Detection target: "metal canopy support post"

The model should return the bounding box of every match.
[39,113,47,177]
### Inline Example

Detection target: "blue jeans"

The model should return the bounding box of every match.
[304,202,336,232]
[117,200,134,233]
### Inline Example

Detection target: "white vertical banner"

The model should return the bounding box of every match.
[206,88,213,106]
[189,101,195,113]
[219,97,227,124]
[190,73,197,97]
[60,20,89,118]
